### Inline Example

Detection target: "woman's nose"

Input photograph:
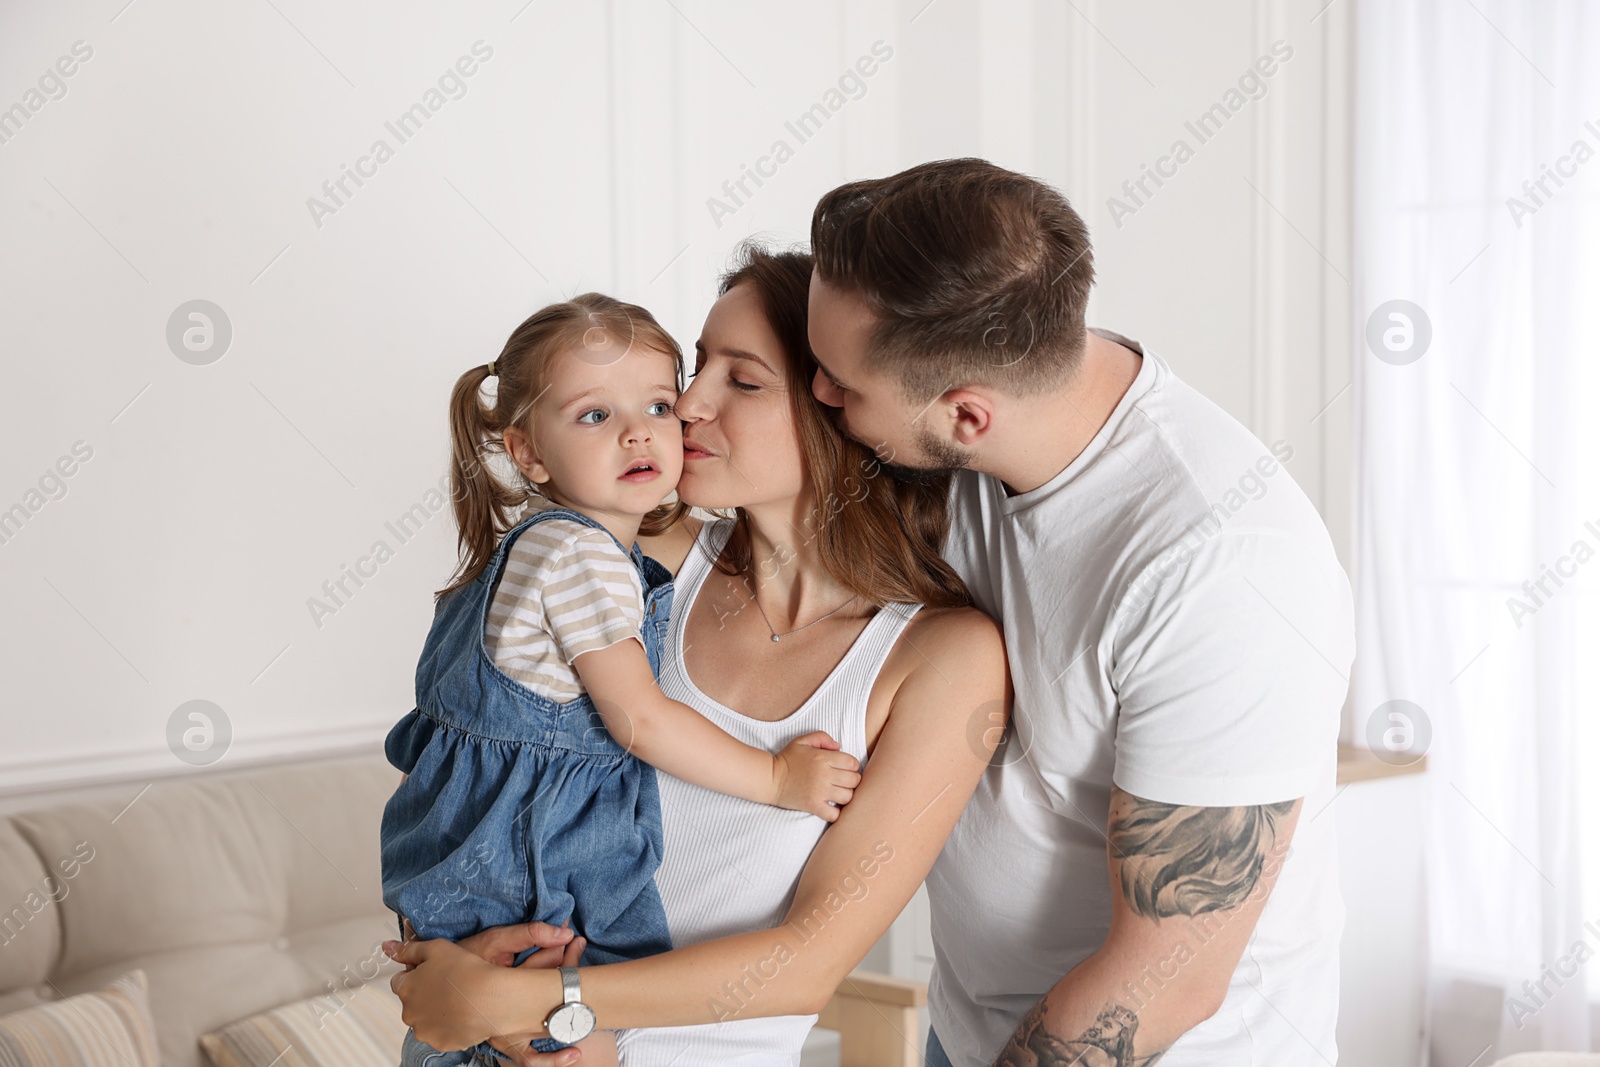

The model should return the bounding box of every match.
[675,379,711,422]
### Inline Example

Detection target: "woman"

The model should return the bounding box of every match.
[385,245,1010,1065]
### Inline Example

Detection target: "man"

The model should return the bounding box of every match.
[807,158,1353,1066]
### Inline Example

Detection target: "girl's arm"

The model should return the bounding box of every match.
[385,606,1009,1055]
[573,637,860,821]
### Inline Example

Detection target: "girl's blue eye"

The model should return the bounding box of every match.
[647,400,674,416]
[576,409,606,425]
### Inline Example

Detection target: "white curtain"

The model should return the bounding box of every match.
[1353,0,1600,1061]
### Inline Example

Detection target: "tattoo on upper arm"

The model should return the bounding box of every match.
[1109,796,1296,919]
[992,1000,1166,1067]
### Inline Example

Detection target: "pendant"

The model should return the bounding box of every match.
[771,634,781,642]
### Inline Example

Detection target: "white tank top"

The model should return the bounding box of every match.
[615,519,921,1066]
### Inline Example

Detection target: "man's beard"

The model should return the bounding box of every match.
[863,426,973,486]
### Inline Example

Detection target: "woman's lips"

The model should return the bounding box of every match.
[683,440,717,461]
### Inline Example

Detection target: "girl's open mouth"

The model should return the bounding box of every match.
[620,460,659,482]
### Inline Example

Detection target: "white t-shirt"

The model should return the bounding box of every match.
[928,332,1353,1066]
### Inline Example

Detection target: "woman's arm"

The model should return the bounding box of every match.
[386,605,1009,1053]
[574,639,860,820]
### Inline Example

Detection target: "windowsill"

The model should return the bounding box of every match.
[1337,742,1428,785]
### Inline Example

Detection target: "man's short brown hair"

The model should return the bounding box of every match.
[810,157,1095,400]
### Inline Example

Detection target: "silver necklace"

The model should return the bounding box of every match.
[751,580,857,642]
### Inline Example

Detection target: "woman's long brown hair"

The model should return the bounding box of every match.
[438,293,687,600]
[711,243,970,610]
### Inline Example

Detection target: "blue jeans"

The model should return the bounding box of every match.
[400,1030,501,1066]
[926,1025,957,1067]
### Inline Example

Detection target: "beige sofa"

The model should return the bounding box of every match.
[0,756,403,1067]
[0,754,923,1067]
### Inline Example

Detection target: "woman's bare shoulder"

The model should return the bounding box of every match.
[891,604,1008,689]
[866,604,1009,759]
[909,603,1004,650]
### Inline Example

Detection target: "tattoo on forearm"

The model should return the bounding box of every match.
[992,1000,1166,1067]
[1109,796,1295,919]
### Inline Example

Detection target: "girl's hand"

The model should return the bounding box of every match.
[773,730,862,822]
[383,937,533,1052]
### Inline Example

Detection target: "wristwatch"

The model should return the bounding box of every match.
[543,966,596,1044]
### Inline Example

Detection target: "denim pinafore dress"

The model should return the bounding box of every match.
[380,505,675,1062]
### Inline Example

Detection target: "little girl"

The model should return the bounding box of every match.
[380,294,861,1066]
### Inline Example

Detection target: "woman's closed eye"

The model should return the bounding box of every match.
[689,348,760,392]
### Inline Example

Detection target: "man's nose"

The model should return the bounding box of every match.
[812,368,843,408]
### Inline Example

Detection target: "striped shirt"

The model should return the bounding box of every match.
[484,498,645,703]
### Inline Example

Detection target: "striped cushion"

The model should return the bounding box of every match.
[198,984,406,1067]
[0,970,159,1067]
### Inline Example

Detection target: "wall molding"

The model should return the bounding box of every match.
[0,717,393,802]
[1247,0,1355,568]
[1067,0,1097,207]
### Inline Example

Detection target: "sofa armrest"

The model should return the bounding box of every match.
[816,970,928,1067]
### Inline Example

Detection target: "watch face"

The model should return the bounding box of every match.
[548,1002,596,1044]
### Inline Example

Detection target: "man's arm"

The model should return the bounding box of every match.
[991,788,1300,1066]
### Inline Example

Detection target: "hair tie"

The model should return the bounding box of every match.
[486,361,497,377]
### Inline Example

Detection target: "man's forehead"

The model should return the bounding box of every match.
[809,275,875,341]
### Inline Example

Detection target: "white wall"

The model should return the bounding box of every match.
[0,0,1353,793]
[7,1,1394,1060]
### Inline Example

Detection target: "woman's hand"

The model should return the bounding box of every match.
[476,925,593,1067]
[459,919,586,971]
[456,922,592,1066]
[383,936,534,1053]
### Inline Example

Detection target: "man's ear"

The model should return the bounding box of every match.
[501,427,551,486]
[945,388,995,447]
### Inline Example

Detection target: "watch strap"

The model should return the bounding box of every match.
[559,966,582,1007]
